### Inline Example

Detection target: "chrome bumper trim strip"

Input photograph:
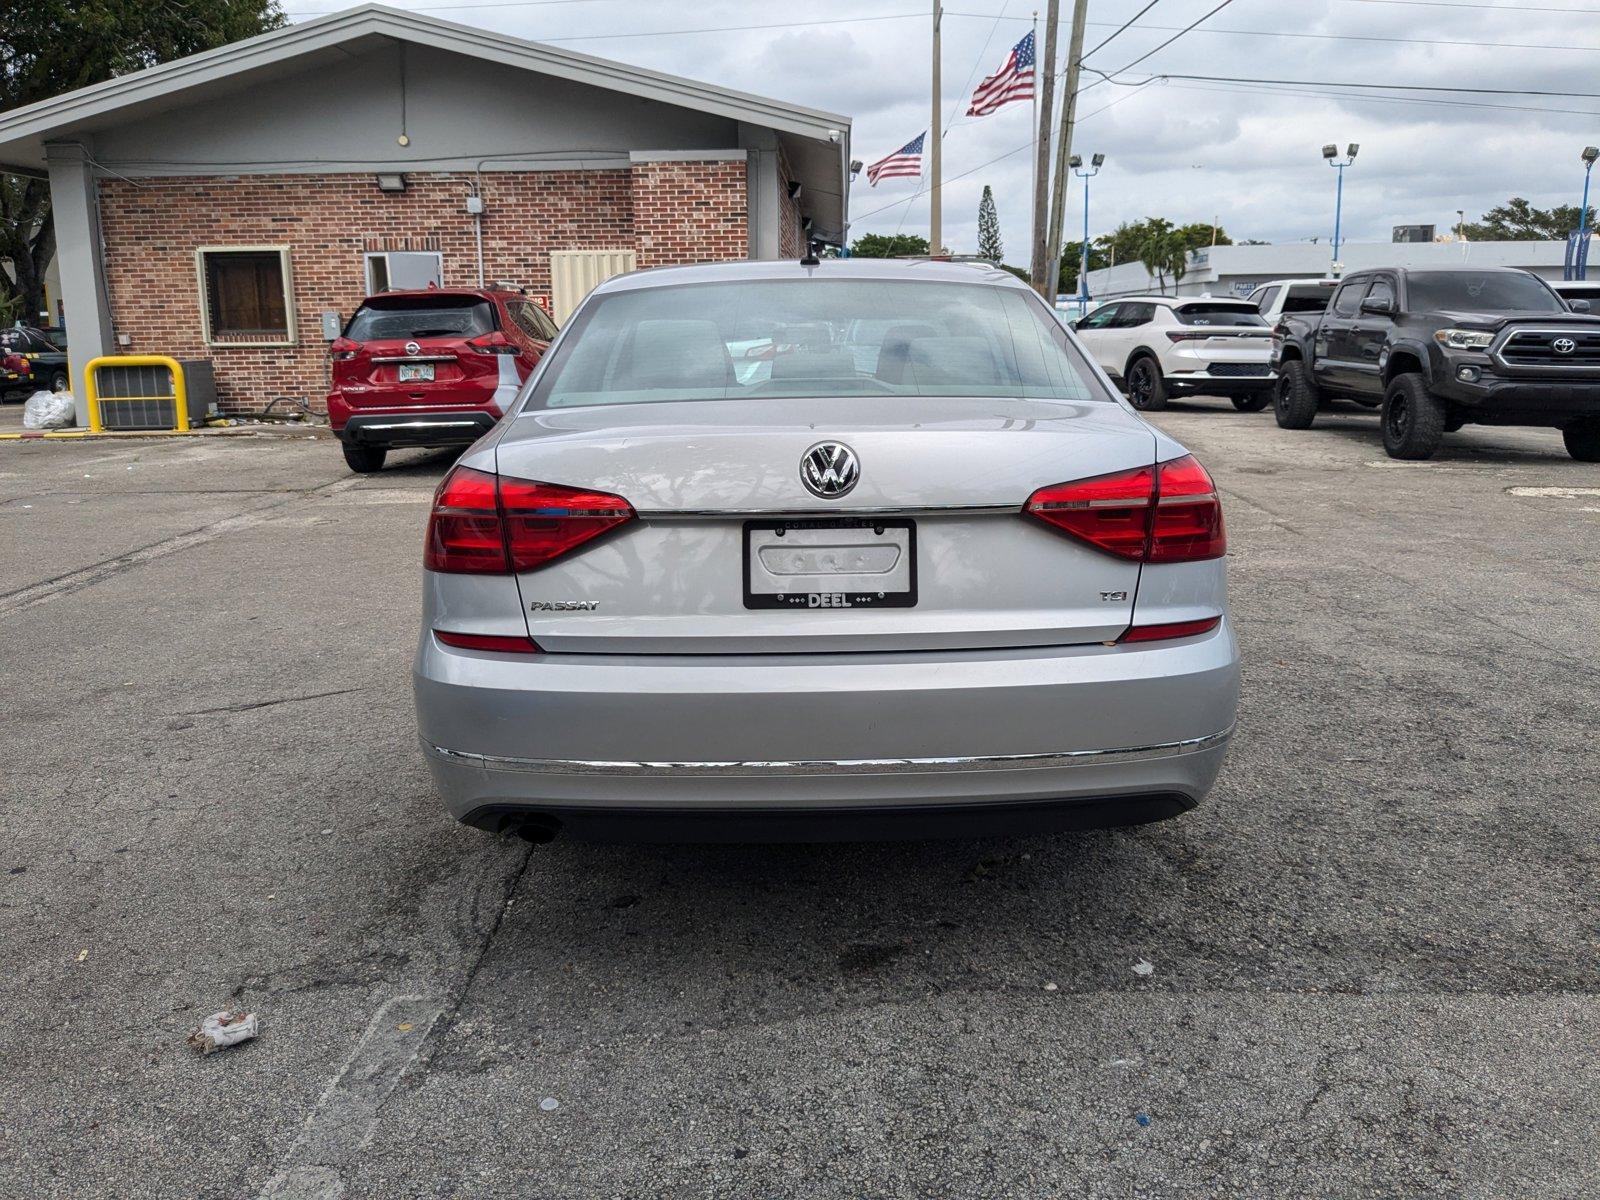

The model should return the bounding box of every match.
[426,726,1234,778]
[359,420,485,431]
[634,504,1021,519]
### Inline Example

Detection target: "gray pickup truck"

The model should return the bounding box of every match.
[1270,266,1600,460]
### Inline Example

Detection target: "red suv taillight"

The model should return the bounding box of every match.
[467,331,519,355]
[425,466,634,574]
[1024,454,1225,563]
[3,352,31,374]
[330,337,360,361]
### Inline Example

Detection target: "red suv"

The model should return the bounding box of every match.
[327,288,556,472]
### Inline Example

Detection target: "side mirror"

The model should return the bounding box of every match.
[1359,297,1395,316]
[1570,298,1591,313]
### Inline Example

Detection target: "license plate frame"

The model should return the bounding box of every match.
[742,517,917,610]
[398,363,435,383]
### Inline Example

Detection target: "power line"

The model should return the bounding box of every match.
[945,1,1013,137]
[1080,19,1600,55]
[1099,71,1600,98]
[1092,0,1237,78]
[1082,0,1165,61]
[1338,0,1600,13]
[1165,78,1600,120]
[853,82,1156,226]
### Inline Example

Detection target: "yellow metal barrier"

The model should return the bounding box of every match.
[84,355,190,434]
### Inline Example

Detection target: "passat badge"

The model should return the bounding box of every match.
[800,442,860,499]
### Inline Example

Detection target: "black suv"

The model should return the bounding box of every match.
[1270,267,1600,460]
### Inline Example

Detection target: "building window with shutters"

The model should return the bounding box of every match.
[196,247,295,345]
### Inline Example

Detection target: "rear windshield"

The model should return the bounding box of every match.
[345,296,496,341]
[1283,286,1334,314]
[1405,272,1563,313]
[0,327,55,353]
[1174,303,1267,326]
[525,279,1105,408]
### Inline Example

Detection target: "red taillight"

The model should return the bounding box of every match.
[2,352,30,373]
[1119,616,1222,643]
[1148,454,1226,563]
[498,477,634,572]
[1024,454,1225,563]
[425,466,633,574]
[1024,464,1154,561]
[1165,331,1210,343]
[434,630,542,653]
[467,331,519,355]
[330,337,360,361]
[425,466,507,574]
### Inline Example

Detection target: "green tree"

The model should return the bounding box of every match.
[977,185,1002,262]
[1136,219,1192,295]
[1174,222,1231,253]
[0,0,287,321]
[1460,197,1596,241]
[1057,239,1110,295]
[849,233,932,258]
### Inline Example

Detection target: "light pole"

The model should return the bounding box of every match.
[1322,142,1359,273]
[1578,146,1599,280]
[1069,152,1104,312]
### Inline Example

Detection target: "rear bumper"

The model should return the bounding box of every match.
[338,411,498,448]
[459,793,1203,842]
[413,621,1241,836]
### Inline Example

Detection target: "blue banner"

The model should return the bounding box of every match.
[1565,229,1591,280]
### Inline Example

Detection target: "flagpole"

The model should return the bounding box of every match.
[930,1,942,254]
[1029,0,1060,298]
[1030,11,1039,252]
[1045,0,1090,298]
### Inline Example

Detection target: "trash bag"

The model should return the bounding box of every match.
[22,389,75,430]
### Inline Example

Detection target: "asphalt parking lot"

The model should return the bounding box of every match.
[3,402,1597,1198]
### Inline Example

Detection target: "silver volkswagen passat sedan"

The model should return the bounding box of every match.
[414,259,1239,841]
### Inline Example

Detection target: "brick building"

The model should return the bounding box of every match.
[0,4,852,420]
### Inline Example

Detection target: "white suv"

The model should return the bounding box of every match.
[1247,277,1339,326]
[1073,296,1274,411]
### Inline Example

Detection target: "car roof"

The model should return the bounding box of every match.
[1105,295,1257,307]
[360,288,520,301]
[1255,278,1337,289]
[592,257,1030,296]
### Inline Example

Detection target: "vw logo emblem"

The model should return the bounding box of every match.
[404,340,422,356]
[800,441,860,499]
[1553,337,1577,355]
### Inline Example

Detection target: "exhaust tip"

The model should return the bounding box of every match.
[511,815,562,844]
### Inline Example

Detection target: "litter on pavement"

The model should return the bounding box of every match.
[188,1010,260,1055]
[22,390,75,430]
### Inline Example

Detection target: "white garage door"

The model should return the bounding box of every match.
[550,249,637,324]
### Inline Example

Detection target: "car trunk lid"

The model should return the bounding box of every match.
[493,396,1157,653]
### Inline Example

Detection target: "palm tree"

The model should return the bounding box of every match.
[1137,219,1180,295]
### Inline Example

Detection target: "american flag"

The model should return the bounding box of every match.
[865,132,926,186]
[966,30,1036,117]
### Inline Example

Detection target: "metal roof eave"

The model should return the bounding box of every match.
[0,4,851,158]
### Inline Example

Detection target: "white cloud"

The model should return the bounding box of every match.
[286,0,1600,260]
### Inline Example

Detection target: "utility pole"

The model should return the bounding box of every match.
[1028,0,1060,297]
[930,1,942,254]
[1044,0,1090,301]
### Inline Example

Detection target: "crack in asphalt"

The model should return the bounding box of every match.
[183,687,371,716]
[255,839,535,1200]
[0,476,359,617]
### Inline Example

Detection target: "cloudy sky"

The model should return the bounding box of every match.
[285,0,1600,262]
